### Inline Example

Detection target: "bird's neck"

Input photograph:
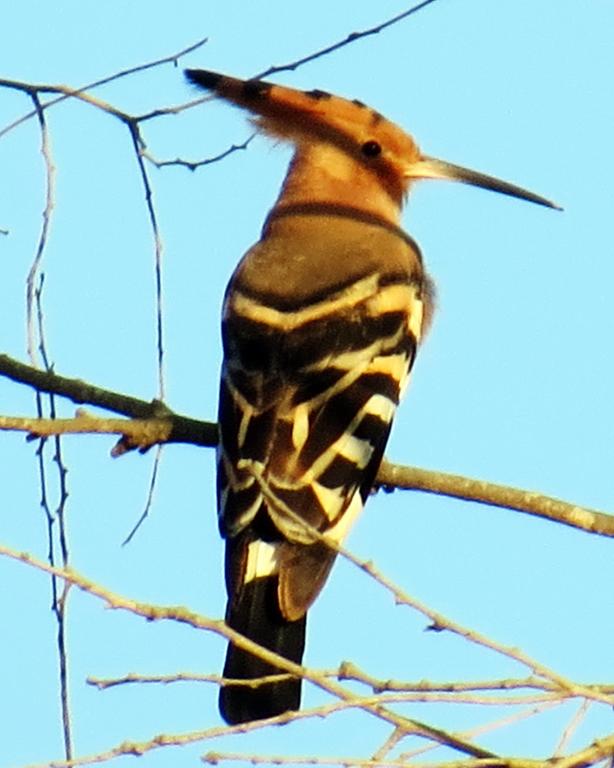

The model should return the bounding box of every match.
[272,143,403,227]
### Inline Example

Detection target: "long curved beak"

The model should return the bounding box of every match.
[406,156,562,210]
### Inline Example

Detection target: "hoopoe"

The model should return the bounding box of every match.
[185,68,558,725]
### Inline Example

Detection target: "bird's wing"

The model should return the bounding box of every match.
[218,260,423,620]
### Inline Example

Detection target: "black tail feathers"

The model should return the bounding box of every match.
[219,576,306,725]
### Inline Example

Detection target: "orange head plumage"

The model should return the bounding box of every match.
[186,69,560,224]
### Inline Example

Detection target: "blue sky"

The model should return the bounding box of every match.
[1,1,613,765]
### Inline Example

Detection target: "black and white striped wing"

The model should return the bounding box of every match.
[217,271,424,621]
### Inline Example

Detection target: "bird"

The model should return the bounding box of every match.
[185,68,559,725]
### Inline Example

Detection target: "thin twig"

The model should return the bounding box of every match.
[22,701,357,768]
[399,701,561,762]
[84,671,573,706]
[34,280,73,761]
[86,670,557,706]
[371,727,407,763]
[337,663,614,696]
[0,544,496,761]
[201,754,423,768]
[121,444,163,544]
[244,463,614,709]
[125,121,166,401]
[347,553,614,708]
[87,671,296,690]
[0,37,208,140]
[545,733,614,768]
[554,699,591,756]
[26,93,55,365]
[254,0,442,79]
[142,135,254,170]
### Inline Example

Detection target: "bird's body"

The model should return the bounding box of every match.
[185,68,558,725]
[218,209,427,721]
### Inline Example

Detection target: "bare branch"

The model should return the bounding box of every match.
[85,671,558,707]
[341,544,614,709]
[24,701,355,768]
[87,671,295,691]
[554,699,591,757]
[0,354,216,446]
[399,702,561,763]
[30,269,73,759]
[377,461,614,538]
[2,354,614,541]
[26,94,55,365]
[0,37,208,140]
[254,0,442,79]
[553,734,614,768]
[121,445,163,543]
[1,542,497,761]
[371,727,406,764]
[0,412,175,452]
[337,662,614,696]
[142,135,254,171]
[241,464,614,709]
[123,120,166,401]
[200,754,432,768]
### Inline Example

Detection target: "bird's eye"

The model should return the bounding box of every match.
[361,140,382,158]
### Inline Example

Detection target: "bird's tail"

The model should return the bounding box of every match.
[219,575,307,724]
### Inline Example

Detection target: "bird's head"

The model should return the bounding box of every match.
[186,69,560,220]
